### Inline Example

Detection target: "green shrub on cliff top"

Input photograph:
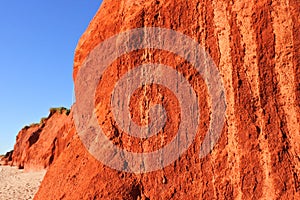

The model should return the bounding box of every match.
[40,117,47,124]
[49,107,70,115]
[21,107,70,130]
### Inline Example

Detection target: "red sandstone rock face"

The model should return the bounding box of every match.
[0,150,13,166]
[36,0,299,199]
[11,108,74,171]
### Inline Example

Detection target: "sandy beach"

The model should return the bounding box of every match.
[0,166,45,200]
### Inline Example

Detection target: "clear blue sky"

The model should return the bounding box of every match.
[0,0,102,154]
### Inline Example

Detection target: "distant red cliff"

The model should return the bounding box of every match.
[0,108,75,171]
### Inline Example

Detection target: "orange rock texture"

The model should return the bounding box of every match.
[0,150,13,166]
[36,0,299,199]
[10,108,74,171]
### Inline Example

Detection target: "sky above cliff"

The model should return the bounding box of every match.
[0,0,102,154]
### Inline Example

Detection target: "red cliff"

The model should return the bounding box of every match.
[5,108,74,171]
[35,0,299,199]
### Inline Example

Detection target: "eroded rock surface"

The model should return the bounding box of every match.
[36,0,299,199]
[10,108,74,171]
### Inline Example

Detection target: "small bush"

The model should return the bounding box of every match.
[49,107,70,116]
[40,117,47,124]
[20,107,70,131]
[29,123,40,127]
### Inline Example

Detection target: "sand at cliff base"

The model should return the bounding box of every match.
[0,166,45,200]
